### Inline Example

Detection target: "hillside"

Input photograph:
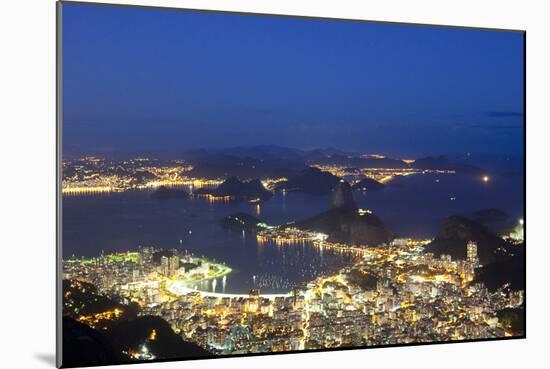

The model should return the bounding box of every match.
[425,216,515,265]
[195,176,272,201]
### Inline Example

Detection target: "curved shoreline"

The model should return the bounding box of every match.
[176,259,232,284]
[166,280,291,299]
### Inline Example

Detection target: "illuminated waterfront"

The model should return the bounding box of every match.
[64,237,524,355]
[61,155,525,359]
[60,152,525,363]
[63,168,523,293]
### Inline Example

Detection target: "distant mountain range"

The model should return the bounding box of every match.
[184,145,483,180]
[189,153,305,179]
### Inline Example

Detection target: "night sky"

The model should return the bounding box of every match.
[62,2,524,158]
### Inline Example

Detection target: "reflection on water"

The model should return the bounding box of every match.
[179,238,355,294]
[63,172,523,293]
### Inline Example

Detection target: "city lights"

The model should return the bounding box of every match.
[62,156,524,359]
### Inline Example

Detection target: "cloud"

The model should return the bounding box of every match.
[470,123,523,130]
[452,121,523,132]
[485,111,524,118]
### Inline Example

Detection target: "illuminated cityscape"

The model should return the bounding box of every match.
[63,236,524,356]
[310,164,456,184]
[60,2,524,367]
[62,154,525,364]
[62,157,221,194]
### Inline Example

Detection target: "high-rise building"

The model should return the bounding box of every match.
[132,268,140,282]
[160,255,179,277]
[140,246,154,264]
[466,241,479,266]
[168,255,179,277]
[160,256,170,276]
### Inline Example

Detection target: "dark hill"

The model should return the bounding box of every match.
[195,176,272,201]
[352,177,385,192]
[292,207,393,246]
[474,247,524,291]
[151,186,189,199]
[222,213,262,231]
[471,208,515,235]
[63,280,138,329]
[290,180,392,246]
[331,180,356,210]
[62,281,211,366]
[276,167,341,194]
[62,316,124,368]
[107,316,211,360]
[347,269,378,290]
[425,216,514,265]
[497,308,525,336]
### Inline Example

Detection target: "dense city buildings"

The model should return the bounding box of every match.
[63,236,524,357]
[62,156,525,362]
[62,157,220,194]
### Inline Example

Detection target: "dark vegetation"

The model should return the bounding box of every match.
[62,280,211,367]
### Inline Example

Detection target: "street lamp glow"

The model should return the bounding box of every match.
[519,218,524,225]
[482,176,489,183]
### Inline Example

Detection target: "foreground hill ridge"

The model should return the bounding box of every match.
[62,280,211,367]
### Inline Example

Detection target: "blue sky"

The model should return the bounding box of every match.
[62,2,524,158]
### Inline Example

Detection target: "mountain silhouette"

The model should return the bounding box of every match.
[291,180,392,246]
